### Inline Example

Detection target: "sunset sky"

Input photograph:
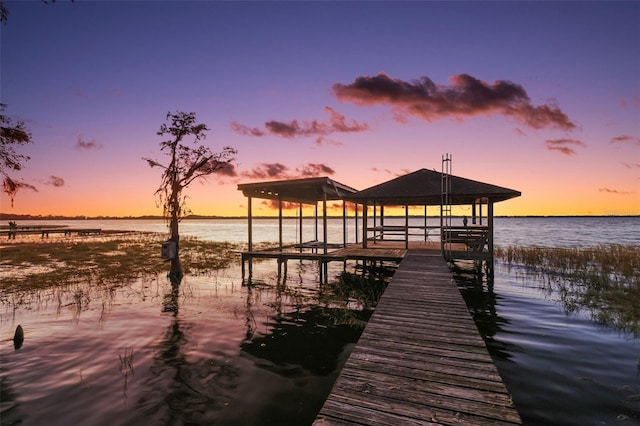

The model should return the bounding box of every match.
[1,1,638,217]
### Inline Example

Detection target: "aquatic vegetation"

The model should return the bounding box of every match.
[496,244,640,335]
[0,232,243,292]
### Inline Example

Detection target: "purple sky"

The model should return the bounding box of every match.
[1,1,638,216]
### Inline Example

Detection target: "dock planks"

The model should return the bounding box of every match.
[314,250,521,426]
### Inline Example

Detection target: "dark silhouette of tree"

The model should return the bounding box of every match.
[1,104,36,206]
[0,2,8,24]
[1,0,69,25]
[143,111,237,278]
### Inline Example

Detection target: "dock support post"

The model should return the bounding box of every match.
[323,192,328,254]
[247,196,253,252]
[380,205,385,241]
[405,204,409,249]
[278,197,283,251]
[487,200,495,279]
[299,202,303,252]
[363,203,368,249]
[354,204,359,244]
[342,201,347,247]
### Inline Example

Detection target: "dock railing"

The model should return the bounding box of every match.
[367,225,441,244]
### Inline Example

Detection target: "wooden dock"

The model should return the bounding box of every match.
[1,228,102,239]
[314,250,521,425]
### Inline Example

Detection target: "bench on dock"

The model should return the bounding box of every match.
[444,226,488,252]
[1,228,102,239]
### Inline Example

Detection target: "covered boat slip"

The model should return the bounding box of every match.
[237,176,358,255]
[237,167,521,277]
[237,167,523,424]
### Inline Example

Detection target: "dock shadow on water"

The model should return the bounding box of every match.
[0,259,392,426]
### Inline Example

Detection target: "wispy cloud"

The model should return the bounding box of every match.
[544,138,586,155]
[333,72,576,130]
[71,87,88,99]
[623,162,640,169]
[260,199,300,210]
[610,134,640,146]
[241,162,335,180]
[598,187,635,195]
[231,106,368,143]
[76,136,102,150]
[45,176,65,187]
[371,166,411,177]
[618,96,640,108]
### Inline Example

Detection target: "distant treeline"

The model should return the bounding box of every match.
[0,213,223,221]
[1,213,637,221]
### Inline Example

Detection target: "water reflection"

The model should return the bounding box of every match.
[0,258,394,425]
[451,264,516,361]
[453,260,640,426]
[242,307,370,376]
[139,261,391,425]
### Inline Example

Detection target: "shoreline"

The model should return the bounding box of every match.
[2,214,639,222]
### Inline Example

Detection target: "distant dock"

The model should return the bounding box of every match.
[314,249,521,425]
[1,226,102,239]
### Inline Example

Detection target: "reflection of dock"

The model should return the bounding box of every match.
[314,250,521,425]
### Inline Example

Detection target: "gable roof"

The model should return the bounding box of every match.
[237,176,358,205]
[346,168,521,206]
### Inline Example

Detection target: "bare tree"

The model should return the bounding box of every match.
[144,111,237,278]
[1,104,36,206]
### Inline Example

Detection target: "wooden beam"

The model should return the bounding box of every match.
[354,203,359,244]
[299,202,303,253]
[342,200,347,247]
[380,205,385,241]
[404,205,409,249]
[323,192,328,254]
[373,202,377,244]
[315,204,319,242]
[247,196,253,252]
[363,203,368,249]
[278,196,283,250]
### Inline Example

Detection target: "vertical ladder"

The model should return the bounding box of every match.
[441,153,453,259]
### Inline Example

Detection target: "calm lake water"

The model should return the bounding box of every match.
[1,216,639,425]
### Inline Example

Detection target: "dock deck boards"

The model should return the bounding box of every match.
[314,250,521,425]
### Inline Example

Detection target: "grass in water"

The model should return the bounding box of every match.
[495,244,640,335]
[0,232,244,292]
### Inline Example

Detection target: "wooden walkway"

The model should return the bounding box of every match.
[314,250,521,425]
[1,228,102,239]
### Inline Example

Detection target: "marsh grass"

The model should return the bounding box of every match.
[0,232,243,292]
[496,244,640,335]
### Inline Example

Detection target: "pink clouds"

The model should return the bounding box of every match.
[598,187,635,195]
[231,106,368,143]
[45,175,65,187]
[75,137,102,150]
[332,72,576,130]
[544,138,586,155]
[610,134,640,146]
[240,162,335,180]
